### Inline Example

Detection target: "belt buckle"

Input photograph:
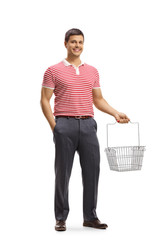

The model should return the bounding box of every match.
[75,116,81,119]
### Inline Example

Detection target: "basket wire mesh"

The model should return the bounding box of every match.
[104,121,146,172]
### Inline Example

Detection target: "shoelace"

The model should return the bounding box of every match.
[57,220,65,226]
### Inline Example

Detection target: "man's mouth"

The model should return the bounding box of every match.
[73,49,81,52]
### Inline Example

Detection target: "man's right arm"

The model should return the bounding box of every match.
[40,87,56,132]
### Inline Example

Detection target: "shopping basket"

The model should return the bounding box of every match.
[104,121,146,172]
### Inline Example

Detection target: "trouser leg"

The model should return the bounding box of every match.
[77,117,100,221]
[53,117,78,221]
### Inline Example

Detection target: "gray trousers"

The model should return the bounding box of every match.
[53,116,100,222]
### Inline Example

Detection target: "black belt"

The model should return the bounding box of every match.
[55,115,92,119]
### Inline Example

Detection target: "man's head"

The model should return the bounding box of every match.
[65,28,84,43]
[64,28,84,57]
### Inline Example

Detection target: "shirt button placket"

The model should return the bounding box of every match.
[76,67,79,75]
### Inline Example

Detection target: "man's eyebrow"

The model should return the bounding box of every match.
[71,40,83,42]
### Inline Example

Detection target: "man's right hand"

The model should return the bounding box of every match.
[52,123,56,132]
[40,87,57,133]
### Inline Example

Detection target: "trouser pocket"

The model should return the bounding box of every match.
[91,118,97,131]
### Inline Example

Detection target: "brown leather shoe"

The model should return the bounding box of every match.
[83,218,108,229]
[55,220,66,231]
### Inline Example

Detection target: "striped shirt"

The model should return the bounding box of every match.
[42,58,101,117]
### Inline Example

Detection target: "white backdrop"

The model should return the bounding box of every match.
[0,0,160,239]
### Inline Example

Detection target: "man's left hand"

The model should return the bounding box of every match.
[114,112,130,123]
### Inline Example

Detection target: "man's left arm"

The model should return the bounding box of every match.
[92,88,130,123]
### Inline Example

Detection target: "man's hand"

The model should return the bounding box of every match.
[52,123,56,132]
[114,112,130,123]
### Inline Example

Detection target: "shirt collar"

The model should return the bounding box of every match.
[62,58,85,67]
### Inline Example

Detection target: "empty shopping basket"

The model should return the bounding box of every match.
[104,121,146,172]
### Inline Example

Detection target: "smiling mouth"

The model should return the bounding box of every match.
[73,49,81,52]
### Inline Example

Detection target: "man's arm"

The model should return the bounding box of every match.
[92,88,130,123]
[40,87,56,131]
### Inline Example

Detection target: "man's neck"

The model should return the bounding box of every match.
[65,56,82,67]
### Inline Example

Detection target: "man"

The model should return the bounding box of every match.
[40,28,130,231]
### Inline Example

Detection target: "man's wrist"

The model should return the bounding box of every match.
[50,122,56,131]
[112,111,119,118]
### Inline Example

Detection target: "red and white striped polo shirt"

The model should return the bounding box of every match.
[42,58,101,117]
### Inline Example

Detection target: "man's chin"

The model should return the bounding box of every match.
[73,53,81,57]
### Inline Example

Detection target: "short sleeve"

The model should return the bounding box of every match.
[92,69,101,89]
[42,67,55,89]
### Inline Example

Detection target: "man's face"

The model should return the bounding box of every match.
[64,35,84,57]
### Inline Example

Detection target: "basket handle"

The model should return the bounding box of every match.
[106,121,140,148]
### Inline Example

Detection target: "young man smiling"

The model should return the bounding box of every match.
[40,28,130,231]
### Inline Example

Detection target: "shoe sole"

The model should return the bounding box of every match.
[83,223,107,229]
[55,227,66,231]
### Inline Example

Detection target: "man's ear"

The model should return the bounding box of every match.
[64,41,67,48]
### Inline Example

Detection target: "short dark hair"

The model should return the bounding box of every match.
[65,28,84,43]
